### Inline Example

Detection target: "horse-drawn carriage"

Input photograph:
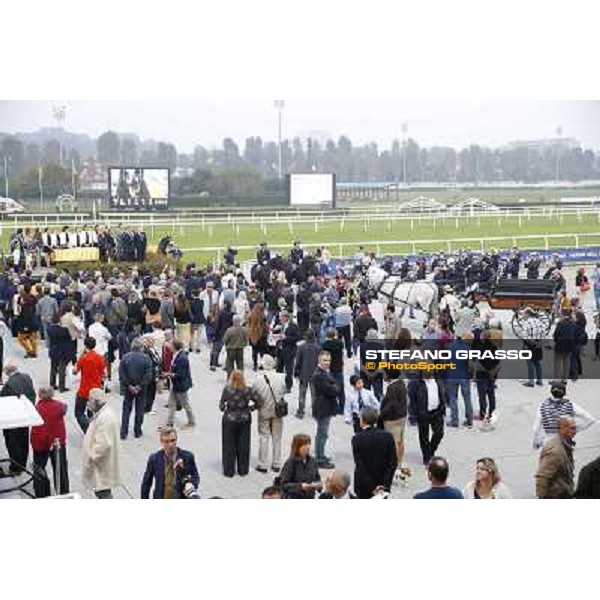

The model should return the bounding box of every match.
[472,278,555,339]
[366,261,555,339]
[365,266,439,320]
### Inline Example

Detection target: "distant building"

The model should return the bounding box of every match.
[506,138,580,152]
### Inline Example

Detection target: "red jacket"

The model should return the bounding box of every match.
[76,350,106,399]
[31,397,67,452]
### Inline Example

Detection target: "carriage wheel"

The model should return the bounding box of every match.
[511,309,552,340]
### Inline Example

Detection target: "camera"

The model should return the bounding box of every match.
[181,474,200,499]
[176,459,200,499]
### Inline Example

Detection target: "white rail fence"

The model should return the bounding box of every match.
[2,206,600,233]
[182,232,600,262]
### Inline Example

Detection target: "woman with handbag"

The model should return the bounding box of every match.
[251,354,288,474]
[219,370,258,478]
[279,434,322,499]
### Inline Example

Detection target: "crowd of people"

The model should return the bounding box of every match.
[5,225,149,269]
[0,238,599,499]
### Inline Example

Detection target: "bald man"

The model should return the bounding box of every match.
[319,470,356,499]
[535,415,576,499]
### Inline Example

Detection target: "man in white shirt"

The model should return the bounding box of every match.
[199,282,220,320]
[88,313,112,360]
[345,375,380,433]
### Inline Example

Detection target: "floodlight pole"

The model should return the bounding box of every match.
[39,163,44,210]
[555,126,562,183]
[275,100,285,180]
[2,155,8,197]
[401,122,408,187]
[52,105,66,166]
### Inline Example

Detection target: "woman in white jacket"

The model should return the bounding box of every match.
[82,388,121,498]
[463,457,513,499]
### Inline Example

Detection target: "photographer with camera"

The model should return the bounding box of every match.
[141,426,200,499]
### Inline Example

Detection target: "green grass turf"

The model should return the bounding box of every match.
[2,213,599,265]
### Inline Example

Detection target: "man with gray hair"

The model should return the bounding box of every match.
[319,470,356,499]
[223,314,248,377]
[118,338,154,439]
[1,361,36,474]
[535,415,577,499]
[82,388,121,499]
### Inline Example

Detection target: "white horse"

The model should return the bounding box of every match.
[366,266,438,320]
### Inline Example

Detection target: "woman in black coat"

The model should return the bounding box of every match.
[219,370,257,477]
[279,433,322,499]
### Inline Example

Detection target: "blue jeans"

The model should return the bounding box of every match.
[210,339,224,368]
[121,388,146,438]
[315,416,331,462]
[595,288,600,310]
[527,359,543,384]
[445,378,473,425]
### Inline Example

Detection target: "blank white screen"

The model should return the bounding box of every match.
[290,174,334,205]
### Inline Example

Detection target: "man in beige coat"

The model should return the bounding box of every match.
[82,388,121,498]
[535,415,576,499]
[252,355,287,473]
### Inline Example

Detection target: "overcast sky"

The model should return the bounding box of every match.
[0,100,598,152]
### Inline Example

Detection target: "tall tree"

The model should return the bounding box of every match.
[222,138,240,167]
[97,131,120,165]
[157,142,178,171]
[24,143,41,170]
[193,145,209,169]
[120,138,137,165]
[43,139,61,165]
[1,136,26,178]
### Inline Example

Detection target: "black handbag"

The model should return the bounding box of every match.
[264,374,288,418]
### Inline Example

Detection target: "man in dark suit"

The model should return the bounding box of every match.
[311,351,339,469]
[352,406,398,499]
[278,311,300,392]
[408,370,447,465]
[166,339,195,428]
[141,427,200,499]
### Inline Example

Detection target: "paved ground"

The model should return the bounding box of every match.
[1,266,599,499]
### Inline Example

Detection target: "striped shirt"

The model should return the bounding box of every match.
[540,398,574,436]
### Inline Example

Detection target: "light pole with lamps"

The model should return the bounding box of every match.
[401,122,408,186]
[274,100,285,180]
[2,155,10,197]
[52,105,66,166]
[555,126,562,183]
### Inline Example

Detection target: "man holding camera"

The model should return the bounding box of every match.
[141,427,200,499]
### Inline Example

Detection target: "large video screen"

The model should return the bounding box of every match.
[109,167,170,210]
[288,173,336,207]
